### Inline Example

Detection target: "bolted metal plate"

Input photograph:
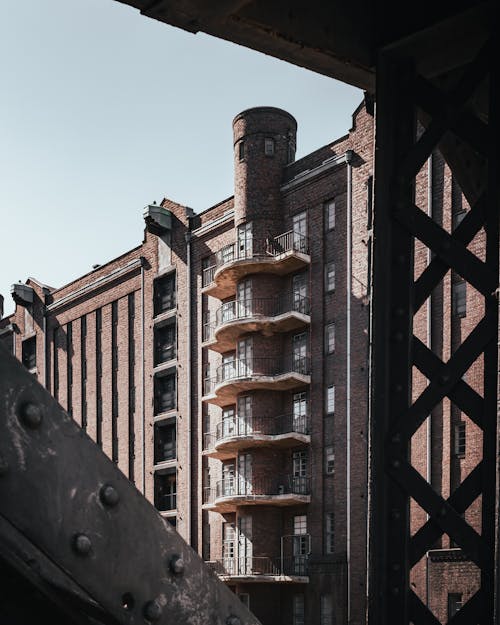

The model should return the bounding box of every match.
[0,345,260,625]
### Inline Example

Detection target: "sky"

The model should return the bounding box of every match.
[0,0,362,317]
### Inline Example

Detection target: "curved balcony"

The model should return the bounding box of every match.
[206,556,309,583]
[203,413,310,460]
[202,231,310,300]
[203,294,310,352]
[203,475,310,512]
[203,356,310,406]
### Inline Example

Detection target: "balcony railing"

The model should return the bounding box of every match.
[203,356,310,395]
[202,231,309,287]
[203,413,309,450]
[203,474,310,504]
[206,556,308,577]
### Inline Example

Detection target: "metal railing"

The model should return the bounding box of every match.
[203,474,310,504]
[202,230,309,287]
[204,413,309,449]
[203,294,309,342]
[203,356,310,394]
[206,556,308,577]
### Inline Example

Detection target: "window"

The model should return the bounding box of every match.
[292,273,308,314]
[454,422,466,457]
[325,262,335,292]
[237,222,252,258]
[326,385,335,415]
[238,140,245,161]
[453,280,466,317]
[325,200,335,231]
[325,323,335,354]
[293,450,308,494]
[154,322,176,365]
[320,595,333,625]
[154,273,176,316]
[238,594,250,610]
[325,446,335,475]
[287,131,296,164]
[154,373,176,414]
[293,515,308,574]
[325,513,334,554]
[292,332,307,373]
[448,593,463,619]
[293,211,307,252]
[293,595,305,625]
[22,336,36,370]
[223,522,236,573]
[264,137,275,156]
[154,469,176,511]
[154,421,176,463]
[293,391,308,432]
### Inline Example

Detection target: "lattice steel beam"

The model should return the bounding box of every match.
[369,31,498,625]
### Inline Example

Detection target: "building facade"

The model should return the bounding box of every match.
[0,103,479,625]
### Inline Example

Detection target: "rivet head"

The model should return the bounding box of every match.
[391,586,400,596]
[439,374,450,386]
[391,459,400,469]
[392,563,401,571]
[227,617,241,625]
[143,600,162,622]
[0,456,9,476]
[391,509,401,520]
[391,433,401,444]
[100,484,119,507]
[169,554,185,575]
[73,533,92,556]
[393,332,404,343]
[18,402,43,429]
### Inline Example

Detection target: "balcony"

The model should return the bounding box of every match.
[203,475,311,512]
[206,556,309,583]
[203,356,310,407]
[203,413,310,460]
[203,294,310,352]
[202,231,310,300]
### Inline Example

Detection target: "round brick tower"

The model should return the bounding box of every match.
[232,107,297,238]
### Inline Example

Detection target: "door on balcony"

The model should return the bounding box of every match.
[237,279,252,318]
[222,353,236,381]
[222,406,236,439]
[292,333,307,373]
[292,273,307,314]
[222,522,236,574]
[292,391,308,434]
[292,211,307,253]
[222,462,235,496]
[238,453,252,495]
[238,515,253,575]
[292,450,307,494]
[293,515,308,575]
[237,338,253,377]
[237,395,252,436]
[237,222,253,259]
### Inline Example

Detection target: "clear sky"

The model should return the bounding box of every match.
[0,0,362,316]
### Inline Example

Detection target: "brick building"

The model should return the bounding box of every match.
[0,102,479,625]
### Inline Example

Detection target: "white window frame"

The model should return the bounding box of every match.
[325,323,335,354]
[326,385,335,415]
[325,446,335,474]
[325,200,335,231]
[325,262,335,292]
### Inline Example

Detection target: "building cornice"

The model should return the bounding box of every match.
[47,258,143,312]
[192,210,234,238]
[281,152,349,192]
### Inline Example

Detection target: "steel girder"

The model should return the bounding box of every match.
[0,345,260,625]
[369,35,498,624]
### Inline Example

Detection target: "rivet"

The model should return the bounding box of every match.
[100,484,119,507]
[73,533,92,556]
[391,433,401,444]
[391,509,401,520]
[0,456,9,476]
[169,554,185,575]
[397,254,406,264]
[439,374,450,386]
[391,586,400,596]
[394,307,405,317]
[393,332,404,342]
[18,402,43,429]
[391,459,400,469]
[227,617,241,625]
[392,563,401,571]
[143,600,162,622]
[395,384,403,393]
[440,507,447,517]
